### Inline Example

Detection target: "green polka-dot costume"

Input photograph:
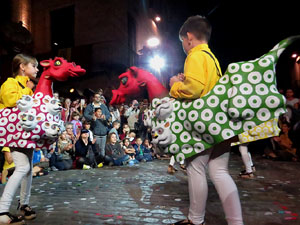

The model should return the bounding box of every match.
[151,36,299,162]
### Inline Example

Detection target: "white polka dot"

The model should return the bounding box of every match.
[171,122,183,134]
[54,115,60,122]
[227,86,238,98]
[177,109,187,121]
[239,83,253,95]
[180,131,192,143]
[269,84,278,94]
[265,55,275,63]
[37,140,45,147]
[2,108,11,117]
[31,135,40,141]
[241,63,254,72]
[232,95,247,108]
[0,117,8,126]
[194,143,205,153]
[220,99,229,112]
[230,74,243,85]
[248,95,262,108]
[243,121,257,131]
[221,129,235,139]
[263,70,274,83]
[229,120,242,130]
[207,96,219,108]
[173,101,181,111]
[208,123,221,135]
[13,133,21,140]
[219,74,229,84]
[257,108,271,121]
[248,71,262,84]
[9,142,17,147]
[27,143,36,148]
[18,140,27,148]
[275,108,286,117]
[213,85,226,95]
[193,98,204,109]
[201,109,213,121]
[47,114,54,121]
[16,122,22,131]
[194,121,206,133]
[168,112,176,123]
[0,127,7,137]
[242,109,255,120]
[169,144,180,154]
[203,134,214,144]
[188,110,199,122]
[12,107,18,112]
[256,84,269,95]
[183,120,192,131]
[176,153,185,162]
[7,134,13,142]
[258,57,271,67]
[34,92,44,99]
[8,113,18,123]
[192,131,202,141]
[22,132,31,139]
[7,124,16,133]
[182,144,193,154]
[215,112,227,124]
[228,63,240,73]
[266,96,280,109]
[228,108,240,119]
[40,105,47,113]
[182,101,192,109]
[0,138,6,145]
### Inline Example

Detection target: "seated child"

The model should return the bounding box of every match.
[133,137,153,162]
[105,133,130,166]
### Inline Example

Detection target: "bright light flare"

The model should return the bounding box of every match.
[70,88,74,93]
[155,16,161,22]
[147,37,160,47]
[292,53,298,58]
[149,55,165,71]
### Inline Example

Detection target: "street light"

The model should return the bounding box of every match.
[149,55,165,71]
[147,37,160,48]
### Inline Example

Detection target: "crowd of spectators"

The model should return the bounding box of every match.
[1,87,300,183]
[0,89,159,182]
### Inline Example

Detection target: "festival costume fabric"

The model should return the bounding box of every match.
[0,57,85,150]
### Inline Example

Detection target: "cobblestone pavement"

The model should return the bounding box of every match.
[0,153,299,225]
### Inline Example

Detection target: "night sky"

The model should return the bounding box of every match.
[162,0,300,72]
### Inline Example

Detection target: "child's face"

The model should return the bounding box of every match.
[73,115,80,121]
[22,62,39,79]
[181,36,190,55]
[282,124,289,133]
[144,139,149,146]
[124,139,130,146]
[84,124,90,130]
[61,131,67,139]
[110,134,117,144]
[136,138,142,145]
[95,109,102,118]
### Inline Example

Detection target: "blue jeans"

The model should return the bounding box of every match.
[95,135,106,157]
[105,155,130,166]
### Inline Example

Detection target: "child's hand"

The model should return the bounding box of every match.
[177,73,185,81]
[169,75,182,88]
[26,80,35,89]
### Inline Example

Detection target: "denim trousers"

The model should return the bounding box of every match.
[0,149,33,213]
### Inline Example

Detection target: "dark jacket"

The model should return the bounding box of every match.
[75,138,96,157]
[91,118,108,136]
[84,103,111,122]
[105,143,124,160]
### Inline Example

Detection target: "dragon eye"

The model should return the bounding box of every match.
[25,96,31,101]
[50,100,56,104]
[28,115,34,121]
[121,77,128,85]
[51,124,57,129]
[54,60,61,66]
[158,128,164,135]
